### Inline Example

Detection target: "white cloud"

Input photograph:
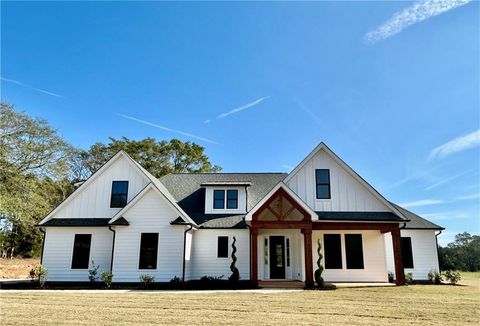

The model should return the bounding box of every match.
[217,96,270,120]
[455,193,480,201]
[399,199,444,208]
[420,211,469,220]
[424,170,470,190]
[1,76,63,98]
[204,119,211,124]
[365,0,471,43]
[280,164,293,171]
[429,129,480,160]
[118,114,218,145]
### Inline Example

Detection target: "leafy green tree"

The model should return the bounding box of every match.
[81,137,221,177]
[0,102,76,256]
[439,232,480,272]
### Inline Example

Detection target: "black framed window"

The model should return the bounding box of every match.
[324,234,342,269]
[213,190,225,209]
[315,169,331,199]
[71,234,91,269]
[110,181,129,208]
[217,236,228,258]
[139,233,159,269]
[227,190,238,209]
[345,234,364,269]
[401,237,414,269]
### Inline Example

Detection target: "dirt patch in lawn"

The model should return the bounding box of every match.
[0,258,40,279]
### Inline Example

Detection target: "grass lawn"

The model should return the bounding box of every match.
[1,273,478,325]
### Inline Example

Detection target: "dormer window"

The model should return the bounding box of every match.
[213,189,239,210]
[227,190,238,209]
[111,181,129,208]
[213,190,225,209]
[315,169,331,199]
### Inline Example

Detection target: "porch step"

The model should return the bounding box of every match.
[259,281,305,289]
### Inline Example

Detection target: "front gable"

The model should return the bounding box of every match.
[39,152,150,224]
[285,143,405,216]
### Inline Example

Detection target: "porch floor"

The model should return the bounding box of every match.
[259,281,305,289]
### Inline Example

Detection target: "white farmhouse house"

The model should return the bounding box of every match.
[38,142,443,286]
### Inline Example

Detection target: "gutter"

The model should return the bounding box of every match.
[182,223,194,282]
[435,230,443,272]
[108,226,116,272]
[39,228,46,265]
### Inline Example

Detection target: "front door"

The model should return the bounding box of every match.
[269,236,285,279]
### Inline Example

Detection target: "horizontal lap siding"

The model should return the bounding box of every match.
[188,229,249,280]
[42,227,113,281]
[385,230,440,280]
[313,230,388,282]
[112,189,185,282]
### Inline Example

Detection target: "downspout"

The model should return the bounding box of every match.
[39,228,46,265]
[108,226,116,272]
[182,223,194,282]
[244,217,252,281]
[435,230,443,272]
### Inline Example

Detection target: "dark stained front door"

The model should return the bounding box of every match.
[269,236,286,279]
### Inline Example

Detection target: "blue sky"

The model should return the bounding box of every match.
[1,1,478,244]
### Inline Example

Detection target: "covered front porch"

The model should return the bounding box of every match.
[246,183,406,287]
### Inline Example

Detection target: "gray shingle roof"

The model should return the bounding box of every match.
[316,211,405,222]
[391,203,444,230]
[159,173,287,228]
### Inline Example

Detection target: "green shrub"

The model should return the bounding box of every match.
[140,274,155,287]
[388,272,394,283]
[443,270,461,285]
[200,275,224,282]
[229,236,240,282]
[101,271,114,288]
[428,270,442,284]
[314,239,324,288]
[170,276,182,284]
[88,261,100,283]
[405,272,413,285]
[29,265,48,288]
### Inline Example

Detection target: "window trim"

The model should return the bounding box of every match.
[401,237,414,269]
[110,180,129,208]
[213,190,225,209]
[315,169,331,199]
[71,234,92,270]
[345,234,364,270]
[226,190,238,209]
[138,233,159,270]
[323,233,342,269]
[217,236,229,258]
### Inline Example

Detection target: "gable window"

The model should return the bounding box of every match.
[139,233,159,269]
[71,234,92,269]
[401,237,414,269]
[345,234,364,269]
[217,236,228,258]
[226,190,238,209]
[323,234,342,269]
[315,169,331,199]
[213,190,225,209]
[110,181,129,208]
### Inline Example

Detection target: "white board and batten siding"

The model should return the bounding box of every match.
[313,230,388,282]
[385,229,440,280]
[54,156,149,219]
[42,227,113,281]
[286,148,390,212]
[187,229,249,280]
[112,188,186,282]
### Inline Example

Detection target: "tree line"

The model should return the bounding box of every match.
[0,102,221,257]
[438,232,479,272]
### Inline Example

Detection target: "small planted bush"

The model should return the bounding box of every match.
[405,272,413,285]
[170,276,182,284]
[388,272,394,284]
[428,269,442,285]
[29,265,48,288]
[314,239,325,288]
[140,274,155,288]
[101,271,114,288]
[443,270,461,285]
[88,261,100,283]
[229,236,240,282]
